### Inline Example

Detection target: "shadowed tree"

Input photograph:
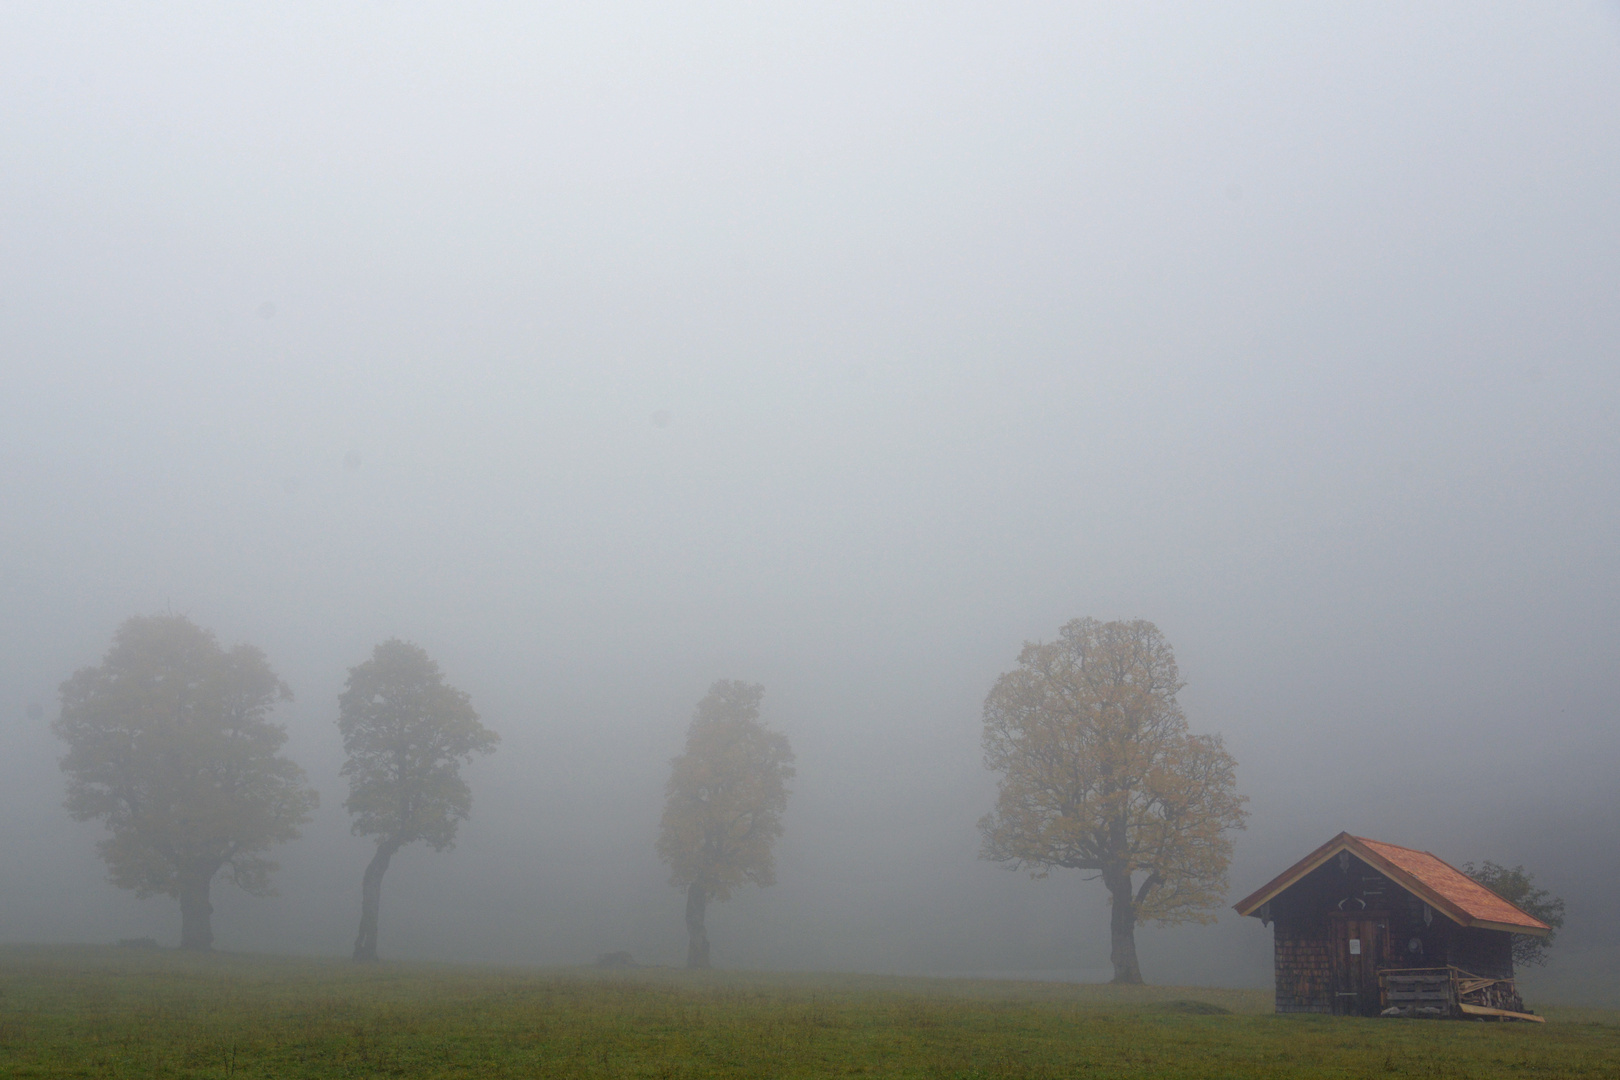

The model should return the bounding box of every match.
[979,617,1248,984]
[656,680,795,968]
[1464,861,1567,967]
[338,639,498,961]
[53,615,318,950]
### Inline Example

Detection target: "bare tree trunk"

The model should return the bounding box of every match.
[684,882,710,969]
[353,839,401,962]
[178,870,216,951]
[1105,870,1144,984]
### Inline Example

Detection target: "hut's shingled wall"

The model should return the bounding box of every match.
[1274,937,1333,1013]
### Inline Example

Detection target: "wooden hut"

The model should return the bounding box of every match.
[1233,832,1550,1019]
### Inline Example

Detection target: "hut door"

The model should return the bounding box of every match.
[1329,913,1389,1016]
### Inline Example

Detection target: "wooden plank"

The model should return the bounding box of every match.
[1458,1004,1545,1023]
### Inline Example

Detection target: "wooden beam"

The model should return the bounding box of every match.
[1458,1003,1545,1023]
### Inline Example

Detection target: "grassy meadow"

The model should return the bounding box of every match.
[2,945,1618,1078]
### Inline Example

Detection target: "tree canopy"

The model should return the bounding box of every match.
[979,617,1247,983]
[657,680,795,967]
[1464,861,1567,967]
[337,638,498,960]
[53,614,318,950]
[338,639,498,850]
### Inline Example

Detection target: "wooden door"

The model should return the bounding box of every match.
[1329,912,1390,1016]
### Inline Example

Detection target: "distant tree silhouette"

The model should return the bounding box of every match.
[979,618,1248,984]
[1463,861,1566,967]
[337,640,497,961]
[657,680,795,968]
[54,615,317,950]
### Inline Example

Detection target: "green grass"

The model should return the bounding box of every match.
[1,946,1618,1078]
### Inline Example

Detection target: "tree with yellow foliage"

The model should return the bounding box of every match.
[657,680,795,968]
[979,618,1247,984]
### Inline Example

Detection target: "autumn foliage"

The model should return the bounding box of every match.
[657,680,795,967]
[979,618,1247,983]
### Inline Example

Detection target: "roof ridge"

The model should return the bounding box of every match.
[1352,835,1428,855]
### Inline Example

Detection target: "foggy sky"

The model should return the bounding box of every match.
[3,3,1618,993]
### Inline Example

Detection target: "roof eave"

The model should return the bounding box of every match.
[1470,918,1551,937]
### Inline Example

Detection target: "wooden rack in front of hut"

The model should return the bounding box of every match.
[1378,966,1543,1022]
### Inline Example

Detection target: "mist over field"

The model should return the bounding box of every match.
[2,2,1618,995]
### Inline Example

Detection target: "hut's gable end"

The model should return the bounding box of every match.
[1266,854,1403,933]
[1265,852,1500,971]
[1263,854,1415,1012]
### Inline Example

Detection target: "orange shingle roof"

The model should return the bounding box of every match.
[1233,831,1551,935]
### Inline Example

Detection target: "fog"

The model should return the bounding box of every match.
[3,3,1618,992]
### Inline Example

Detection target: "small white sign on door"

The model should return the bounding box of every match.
[1349,939,1361,955]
